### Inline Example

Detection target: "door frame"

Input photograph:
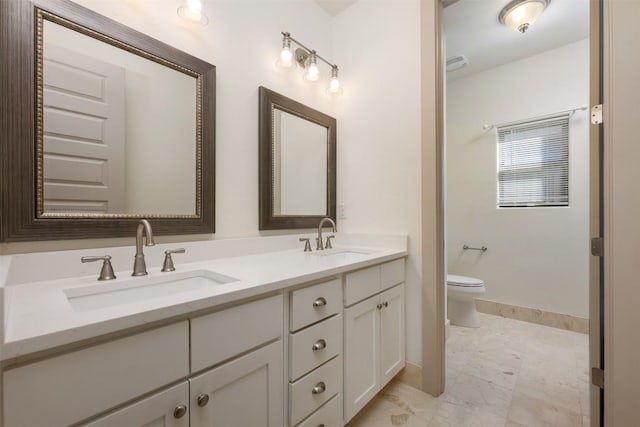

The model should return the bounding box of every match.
[588,0,603,425]
[422,2,604,422]
[420,0,446,396]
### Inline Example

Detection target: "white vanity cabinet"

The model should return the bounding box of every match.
[1,251,408,427]
[189,340,283,426]
[2,294,284,427]
[189,294,284,427]
[288,278,344,427]
[3,322,190,427]
[343,259,406,423]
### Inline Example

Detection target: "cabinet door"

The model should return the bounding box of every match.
[189,340,283,427]
[343,295,380,422]
[380,284,405,386]
[85,382,189,427]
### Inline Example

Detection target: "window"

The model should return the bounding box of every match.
[497,115,569,207]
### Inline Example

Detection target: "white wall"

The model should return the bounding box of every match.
[446,39,590,318]
[331,0,422,364]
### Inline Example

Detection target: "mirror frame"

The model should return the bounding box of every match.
[258,87,336,230]
[0,0,215,241]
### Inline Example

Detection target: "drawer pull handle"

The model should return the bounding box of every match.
[312,381,326,395]
[313,297,327,308]
[312,339,327,351]
[197,394,210,407]
[173,404,188,419]
[318,425,325,427]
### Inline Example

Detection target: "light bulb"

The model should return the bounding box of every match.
[304,52,319,82]
[187,0,202,13]
[327,66,343,95]
[177,0,209,25]
[278,34,294,68]
[280,48,293,67]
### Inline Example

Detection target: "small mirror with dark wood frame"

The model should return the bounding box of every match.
[259,87,336,230]
[0,0,215,241]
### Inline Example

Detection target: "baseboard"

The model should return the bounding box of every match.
[475,299,589,334]
[395,361,422,390]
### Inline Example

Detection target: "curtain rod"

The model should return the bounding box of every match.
[482,105,589,131]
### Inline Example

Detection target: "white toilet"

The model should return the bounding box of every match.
[447,274,485,328]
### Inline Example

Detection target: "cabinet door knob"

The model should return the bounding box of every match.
[173,404,188,419]
[312,339,327,351]
[312,297,327,308]
[377,303,383,309]
[312,381,326,395]
[197,393,210,407]
[384,301,389,308]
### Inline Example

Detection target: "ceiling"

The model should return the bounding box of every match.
[444,0,589,81]
[314,0,358,16]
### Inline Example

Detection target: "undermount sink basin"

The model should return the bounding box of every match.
[311,248,376,258]
[64,269,238,312]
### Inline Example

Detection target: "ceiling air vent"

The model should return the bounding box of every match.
[446,55,468,72]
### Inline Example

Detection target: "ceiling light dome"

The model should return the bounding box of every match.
[499,0,550,34]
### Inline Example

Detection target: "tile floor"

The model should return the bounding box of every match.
[346,313,590,427]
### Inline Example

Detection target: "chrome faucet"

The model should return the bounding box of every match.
[132,219,155,276]
[317,217,337,250]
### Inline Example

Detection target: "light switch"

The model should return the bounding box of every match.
[338,204,347,219]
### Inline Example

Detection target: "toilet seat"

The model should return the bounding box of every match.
[447,274,484,288]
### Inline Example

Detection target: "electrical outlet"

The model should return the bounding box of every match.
[338,204,347,219]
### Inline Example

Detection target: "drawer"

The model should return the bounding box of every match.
[344,265,380,307]
[381,258,405,291]
[289,356,342,426]
[289,314,342,381]
[296,393,343,427]
[191,294,283,372]
[3,322,189,427]
[290,278,341,332]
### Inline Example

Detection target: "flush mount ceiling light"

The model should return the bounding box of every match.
[277,32,342,95]
[499,0,550,34]
[177,0,209,26]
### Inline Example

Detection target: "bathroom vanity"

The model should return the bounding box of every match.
[0,234,407,426]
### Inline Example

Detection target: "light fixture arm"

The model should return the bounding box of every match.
[281,32,337,69]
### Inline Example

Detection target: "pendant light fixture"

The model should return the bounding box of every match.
[499,0,550,34]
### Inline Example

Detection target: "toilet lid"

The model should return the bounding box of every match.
[447,274,484,287]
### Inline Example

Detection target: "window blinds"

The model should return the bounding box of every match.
[497,115,569,207]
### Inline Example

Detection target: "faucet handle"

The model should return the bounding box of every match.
[299,238,312,252]
[325,235,335,249]
[81,255,116,281]
[162,248,186,272]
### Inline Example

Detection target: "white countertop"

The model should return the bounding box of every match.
[1,235,407,361]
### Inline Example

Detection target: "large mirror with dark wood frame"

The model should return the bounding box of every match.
[0,0,215,241]
[259,87,336,230]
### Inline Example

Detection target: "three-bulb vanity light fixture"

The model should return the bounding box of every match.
[278,32,342,95]
[177,0,209,26]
